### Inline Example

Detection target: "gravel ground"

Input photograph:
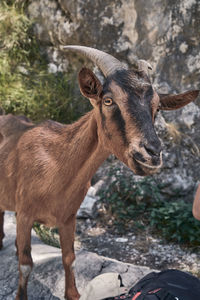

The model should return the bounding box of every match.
[75,217,200,278]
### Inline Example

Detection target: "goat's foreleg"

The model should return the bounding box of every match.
[0,210,5,250]
[16,213,33,300]
[59,214,80,300]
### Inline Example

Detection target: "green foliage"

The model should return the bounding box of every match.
[150,201,200,246]
[100,166,200,246]
[100,166,162,231]
[34,223,60,248]
[0,1,91,123]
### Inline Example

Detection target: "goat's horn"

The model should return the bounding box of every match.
[60,45,127,77]
[138,59,153,74]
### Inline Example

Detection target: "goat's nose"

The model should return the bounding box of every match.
[144,142,162,157]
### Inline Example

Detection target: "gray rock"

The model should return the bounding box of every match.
[27,0,199,91]
[77,181,105,218]
[115,237,128,243]
[77,194,97,218]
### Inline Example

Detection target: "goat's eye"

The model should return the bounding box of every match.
[103,98,113,106]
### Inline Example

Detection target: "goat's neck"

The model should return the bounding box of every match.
[61,110,109,186]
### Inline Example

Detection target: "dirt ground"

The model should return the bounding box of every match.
[75,217,200,278]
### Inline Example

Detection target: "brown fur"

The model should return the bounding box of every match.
[0,67,199,300]
[0,111,108,300]
[159,90,199,110]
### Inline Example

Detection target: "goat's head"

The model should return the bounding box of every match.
[63,46,199,176]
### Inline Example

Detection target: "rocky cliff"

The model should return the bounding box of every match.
[27,0,200,200]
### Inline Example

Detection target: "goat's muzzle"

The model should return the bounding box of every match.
[127,141,163,175]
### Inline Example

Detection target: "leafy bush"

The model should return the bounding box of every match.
[150,201,200,246]
[99,166,162,231]
[100,165,200,246]
[0,1,91,123]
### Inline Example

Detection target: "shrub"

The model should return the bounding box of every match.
[150,201,200,246]
[0,1,91,123]
[34,223,60,248]
[100,165,200,246]
[99,166,162,231]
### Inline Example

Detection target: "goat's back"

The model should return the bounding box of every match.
[0,114,35,211]
[0,114,33,138]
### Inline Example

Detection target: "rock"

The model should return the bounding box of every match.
[77,181,105,218]
[91,180,105,196]
[27,0,199,91]
[76,250,156,293]
[115,237,128,243]
[77,195,97,218]
[48,63,58,73]
[0,212,155,299]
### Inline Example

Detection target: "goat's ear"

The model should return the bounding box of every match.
[158,90,199,110]
[78,68,103,105]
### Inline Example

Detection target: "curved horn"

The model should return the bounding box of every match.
[138,59,153,74]
[60,45,127,77]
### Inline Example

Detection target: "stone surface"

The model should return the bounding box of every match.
[27,0,200,91]
[77,181,104,218]
[26,0,200,201]
[0,212,154,300]
[77,194,97,218]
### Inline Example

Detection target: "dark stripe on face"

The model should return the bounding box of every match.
[112,106,128,146]
[127,86,154,117]
[99,103,106,128]
[103,70,156,146]
[106,70,154,130]
[126,87,158,144]
[100,103,112,140]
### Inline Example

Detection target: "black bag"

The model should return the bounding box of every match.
[104,269,200,300]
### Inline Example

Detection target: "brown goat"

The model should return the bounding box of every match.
[0,46,199,300]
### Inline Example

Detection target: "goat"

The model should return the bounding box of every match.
[0,45,199,300]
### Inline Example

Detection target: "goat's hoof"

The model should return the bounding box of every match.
[15,296,28,300]
[15,295,28,300]
[65,298,80,300]
[16,286,28,300]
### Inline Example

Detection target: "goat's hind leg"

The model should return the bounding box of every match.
[0,210,5,250]
[15,213,33,300]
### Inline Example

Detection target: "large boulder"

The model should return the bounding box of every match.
[27,0,199,90]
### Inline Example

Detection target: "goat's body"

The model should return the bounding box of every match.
[0,115,34,211]
[0,112,108,299]
[0,112,107,225]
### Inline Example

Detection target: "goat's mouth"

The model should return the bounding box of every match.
[134,155,163,170]
[128,152,163,176]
